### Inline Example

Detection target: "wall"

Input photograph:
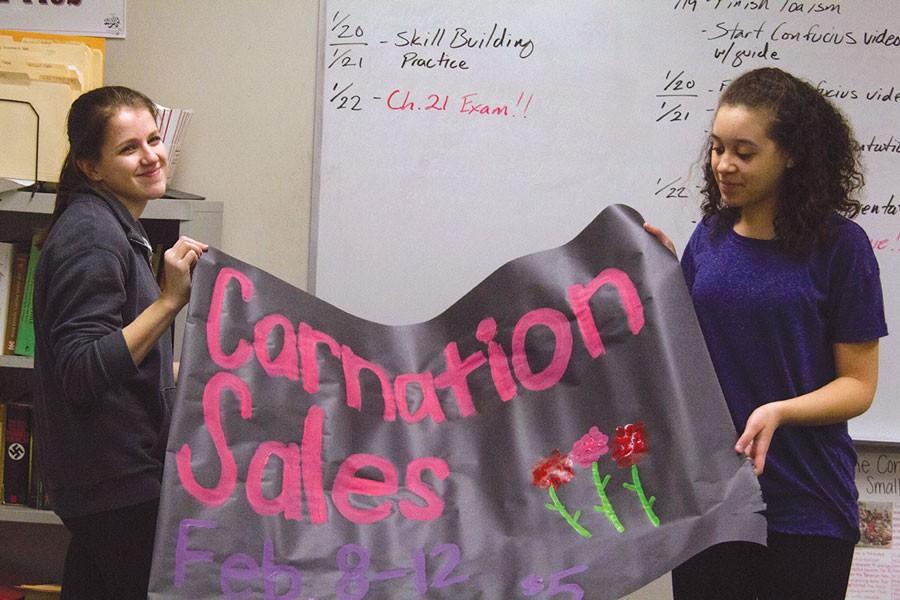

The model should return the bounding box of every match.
[104,0,319,290]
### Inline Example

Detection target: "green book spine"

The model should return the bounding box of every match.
[14,237,40,357]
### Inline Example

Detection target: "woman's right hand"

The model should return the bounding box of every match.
[125,236,208,365]
[160,236,208,310]
[643,223,677,257]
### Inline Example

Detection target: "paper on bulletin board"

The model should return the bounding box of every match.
[849,446,900,599]
[0,0,125,38]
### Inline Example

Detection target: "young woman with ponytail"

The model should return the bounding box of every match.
[32,86,207,599]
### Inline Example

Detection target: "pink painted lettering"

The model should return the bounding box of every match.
[300,405,328,524]
[332,454,399,524]
[207,267,254,370]
[433,342,485,417]
[511,308,573,391]
[245,441,302,520]
[341,345,397,421]
[253,314,299,381]
[567,268,645,358]
[395,372,447,424]
[297,323,341,394]
[399,457,451,521]
[177,372,253,506]
[476,317,517,401]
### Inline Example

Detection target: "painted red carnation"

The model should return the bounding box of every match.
[531,450,575,489]
[612,422,648,468]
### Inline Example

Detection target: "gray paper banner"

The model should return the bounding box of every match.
[149,204,765,599]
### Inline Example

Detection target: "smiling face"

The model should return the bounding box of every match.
[79,106,168,218]
[709,104,793,219]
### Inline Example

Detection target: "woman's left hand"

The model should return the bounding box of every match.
[735,402,784,475]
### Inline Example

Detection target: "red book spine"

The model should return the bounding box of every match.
[3,252,28,355]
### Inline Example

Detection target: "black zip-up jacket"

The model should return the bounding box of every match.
[32,186,175,519]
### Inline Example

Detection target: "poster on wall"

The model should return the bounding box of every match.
[0,0,125,38]
[849,447,900,600]
[148,205,765,599]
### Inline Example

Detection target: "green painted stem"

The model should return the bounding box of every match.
[623,464,660,527]
[547,486,593,538]
[591,462,625,533]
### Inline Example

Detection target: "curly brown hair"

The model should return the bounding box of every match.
[700,68,864,251]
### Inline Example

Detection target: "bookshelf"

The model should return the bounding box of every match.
[0,189,222,586]
[0,190,223,356]
[0,355,32,369]
[0,503,60,525]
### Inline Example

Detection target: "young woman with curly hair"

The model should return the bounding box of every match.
[646,67,887,599]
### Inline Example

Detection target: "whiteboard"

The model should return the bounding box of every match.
[312,1,899,443]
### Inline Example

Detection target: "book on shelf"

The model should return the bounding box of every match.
[14,234,40,357]
[155,104,193,183]
[27,429,49,510]
[3,247,28,356]
[0,401,51,511]
[13,584,62,600]
[0,403,5,502]
[0,586,25,600]
[0,242,15,345]
[2,402,31,505]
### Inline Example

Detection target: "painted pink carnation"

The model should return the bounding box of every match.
[569,426,610,468]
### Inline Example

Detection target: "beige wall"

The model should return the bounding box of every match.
[102,3,672,597]
[104,0,319,290]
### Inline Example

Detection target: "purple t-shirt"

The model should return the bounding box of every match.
[681,212,888,542]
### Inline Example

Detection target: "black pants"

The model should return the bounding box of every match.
[672,533,855,600]
[60,499,160,600]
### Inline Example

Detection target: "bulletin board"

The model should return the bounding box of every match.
[850,444,900,599]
